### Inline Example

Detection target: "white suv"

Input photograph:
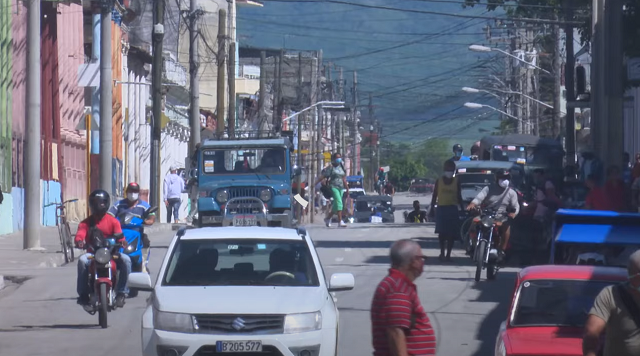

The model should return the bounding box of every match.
[129,226,355,356]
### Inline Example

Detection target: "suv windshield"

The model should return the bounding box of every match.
[201,147,287,175]
[512,279,613,327]
[162,239,320,287]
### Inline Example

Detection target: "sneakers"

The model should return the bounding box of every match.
[339,221,347,228]
[324,218,332,227]
[116,293,126,308]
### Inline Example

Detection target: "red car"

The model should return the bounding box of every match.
[495,265,627,356]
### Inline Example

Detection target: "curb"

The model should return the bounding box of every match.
[0,275,4,291]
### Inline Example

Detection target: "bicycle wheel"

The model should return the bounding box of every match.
[63,222,75,262]
[58,223,70,264]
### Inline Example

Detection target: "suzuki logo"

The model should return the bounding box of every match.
[231,317,246,331]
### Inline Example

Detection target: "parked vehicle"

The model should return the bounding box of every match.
[116,206,158,297]
[494,265,627,356]
[550,209,640,266]
[187,137,302,228]
[409,178,434,194]
[128,226,355,356]
[83,236,124,328]
[353,195,395,223]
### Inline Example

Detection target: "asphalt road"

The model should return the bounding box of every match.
[0,193,516,356]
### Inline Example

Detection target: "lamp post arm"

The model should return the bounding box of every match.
[493,48,551,74]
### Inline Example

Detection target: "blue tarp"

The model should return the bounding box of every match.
[555,224,640,245]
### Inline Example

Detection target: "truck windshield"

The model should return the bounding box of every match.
[201,147,287,175]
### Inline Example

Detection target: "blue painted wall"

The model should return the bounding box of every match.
[41,180,61,226]
[11,187,24,232]
[0,193,13,235]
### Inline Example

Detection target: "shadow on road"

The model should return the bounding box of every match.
[315,237,441,251]
[12,323,101,330]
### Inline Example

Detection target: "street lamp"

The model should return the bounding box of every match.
[464,102,523,122]
[462,86,553,109]
[282,101,346,122]
[469,44,551,74]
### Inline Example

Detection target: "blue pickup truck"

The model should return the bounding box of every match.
[188,137,300,228]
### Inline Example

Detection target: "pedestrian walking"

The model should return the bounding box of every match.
[429,160,464,262]
[163,165,185,224]
[317,152,349,228]
[371,239,436,356]
[583,250,640,356]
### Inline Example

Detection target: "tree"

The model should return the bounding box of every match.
[387,158,428,191]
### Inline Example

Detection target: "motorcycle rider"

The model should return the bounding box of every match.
[108,182,155,270]
[75,189,131,307]
[376,168,386,193]
[450,144,471,162]
[466,169,520,260]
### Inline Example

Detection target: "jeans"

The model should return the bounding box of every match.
[77,252,131,296]
[166,198,181,222]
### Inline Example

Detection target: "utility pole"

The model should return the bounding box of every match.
[552,24,562,138]
[316,50,323,176]
[564,4,577,167]
[296,52,303,221]
[368,93,374,191]
[100,0,113,195]
[216,9,227,137]
[24,0,41,250]
[258,51,266,131]
[308,51,319,223]
[277,49,284,130]
[228,42,236,138]
[376,120,380,175]
[272,55,279,132]
[351,70,357,175]
[150,0,165,208]
[189,0,200,152]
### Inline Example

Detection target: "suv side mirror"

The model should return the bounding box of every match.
[189,168,198,179]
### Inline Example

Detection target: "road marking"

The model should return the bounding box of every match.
[344,248,352,252]
[335,257,344,262]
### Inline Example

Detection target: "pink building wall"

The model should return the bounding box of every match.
[57,3,87,220]
[11,0,26,189]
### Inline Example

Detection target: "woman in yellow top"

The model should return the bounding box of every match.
[430,160,464,262]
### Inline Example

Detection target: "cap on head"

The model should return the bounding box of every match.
[453,143,463,152]
[125,182,140,194]
[170,165,178,171]
[495,169,510,180]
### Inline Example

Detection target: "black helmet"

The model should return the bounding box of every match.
[495,169,510,180]
[453,144,463,152]
[89,189,110,215]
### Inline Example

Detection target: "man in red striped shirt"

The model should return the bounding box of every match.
[371,239,437,356]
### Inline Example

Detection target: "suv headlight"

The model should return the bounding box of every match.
[153,310,195,333]
[260,189,273,202]
[284,311,322,334]
[216,190,229,203]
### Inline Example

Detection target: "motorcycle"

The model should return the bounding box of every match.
[84,235,124,328]
[469,208,509,282]
[117,206,158,298]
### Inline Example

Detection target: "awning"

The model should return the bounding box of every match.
[556,224,640,245]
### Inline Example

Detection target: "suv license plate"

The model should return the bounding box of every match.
[233,215,257,226]
[216,340,262,353]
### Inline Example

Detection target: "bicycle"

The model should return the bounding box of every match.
[45,199,79,264]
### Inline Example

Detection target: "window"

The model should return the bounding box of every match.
[162,238,320,287]
[512,279,613,327]
[201,147,286,175]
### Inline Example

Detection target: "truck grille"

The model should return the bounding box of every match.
[228,187,262,199]
[194,314,284,334]
[194,345,283,356]
[225,198,266,215]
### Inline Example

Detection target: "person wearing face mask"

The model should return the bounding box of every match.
[583,250,640,356]
[108,182,156,262]
[430,160,464,262]
[449,143,471,162]
[466,169,519,260]
[317,153,349,228]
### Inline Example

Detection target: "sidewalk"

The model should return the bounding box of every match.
[0,223,176,277]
